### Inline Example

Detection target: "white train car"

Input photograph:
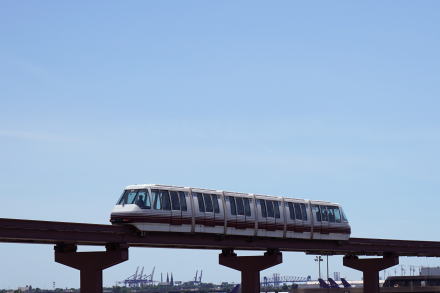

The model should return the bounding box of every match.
[110,184,351,240]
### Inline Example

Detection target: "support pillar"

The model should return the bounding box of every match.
[219,249,282,293]
[343,254,398,293]
[55,243,128,293]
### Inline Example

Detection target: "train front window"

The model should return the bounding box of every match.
[119,190,138,205]
[300,203,308,221]
[170,191,180,211]
[259,199,267,218]
[334,208,341,222]
[294,203,302,220]
[243,198,251,216]
[212,195,220,213]
[341,208,348,222]
[229,196,237,216]
[152,189,161,210]
[117,191,126,204]
[179,191,187,211]
[117,191,125,204]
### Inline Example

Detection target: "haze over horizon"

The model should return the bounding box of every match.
[1,1,440,289]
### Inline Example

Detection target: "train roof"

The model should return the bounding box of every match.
[123,184,340,206]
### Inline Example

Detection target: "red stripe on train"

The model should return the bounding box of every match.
[111,216,350,234]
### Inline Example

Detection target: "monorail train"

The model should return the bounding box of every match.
[110,184,351,240]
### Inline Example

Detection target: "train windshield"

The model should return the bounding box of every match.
[117,189,151,209]
[326,206,341,223]
[117,190,138,205]
[340,207,348,222]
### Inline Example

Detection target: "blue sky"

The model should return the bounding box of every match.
[1,0,440,289]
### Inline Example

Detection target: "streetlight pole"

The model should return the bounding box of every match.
[327,255,329,280]
[314,256,323,279]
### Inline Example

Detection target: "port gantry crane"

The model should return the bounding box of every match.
[194,269,203,284]
[120,266,156,287]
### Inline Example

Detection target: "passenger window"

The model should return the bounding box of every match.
[287,202,295,220]
[334,207,341,223]
[229,196,237,216]
[273,201,280,218]
[300,203,308,221]
[294,203,302,220]
[312,205,321,222]
[203,193,213,213]
[145,192,151,209]
[134,191,144,207]
[212,195,220,213]
[243,198,251,217]
[327,206,336,223]
[321,206,328,221]
[266,200,274,218]
[161,190,171,211]
[135,190,150,209]
[236,197,244,216]
[170,191,180,211]
[151,189,161,210]
[259,199,267,218]
[179,192,187,211]
[196,193,205,212]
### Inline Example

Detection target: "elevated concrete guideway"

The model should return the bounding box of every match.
[1,218,440,256]
[0,217,439,293]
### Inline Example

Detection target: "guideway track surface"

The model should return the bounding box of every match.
[1,218,440,256]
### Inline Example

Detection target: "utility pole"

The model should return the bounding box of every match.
[326,255,329,280]
[314,256,323,279]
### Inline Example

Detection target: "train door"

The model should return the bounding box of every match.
[211,193,224,234]
[235,196,246,231]
[320,205,330,239]
[285,201,296,238]
[293,202,305,238]
[311,204,322,239]
[179,190,192,232]
[169,190,182,228]
[265,200,277,237]
[326,205,345,240]
[150,189,172,232]
[256,197,268,237]
[272,200,283,237]
[169,189,191,233]
[202,193,216,233]
[281,199,287,238]
[300,202,312,239]
[224,194,237,235]
[243,195,255,236]
[192,192,205,233]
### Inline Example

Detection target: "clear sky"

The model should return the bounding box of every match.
[1,0,440,289]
